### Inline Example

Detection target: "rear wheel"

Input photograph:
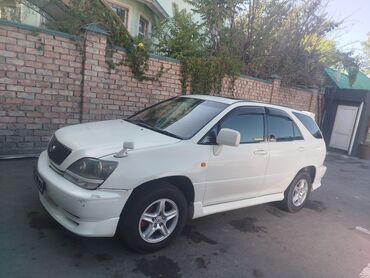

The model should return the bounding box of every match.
[117,182,188,252]
[280,172,311,213]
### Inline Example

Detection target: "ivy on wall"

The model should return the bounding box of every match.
[32,0,163,81]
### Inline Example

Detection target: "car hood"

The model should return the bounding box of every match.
[55,119,181,158]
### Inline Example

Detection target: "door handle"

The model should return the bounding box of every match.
[297,147,305,152]
[254,150,267,156]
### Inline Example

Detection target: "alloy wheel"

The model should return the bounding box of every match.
[138,199,179,243]
[292,179,309,206]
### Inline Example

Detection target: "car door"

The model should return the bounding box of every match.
[263,108,305,194]
[201,106,270,206]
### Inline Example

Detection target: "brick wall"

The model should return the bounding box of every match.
[0,23,83,155]
[0,21,322,156]
[81,31,182,123]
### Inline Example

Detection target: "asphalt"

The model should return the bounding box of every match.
[0,153,369,278]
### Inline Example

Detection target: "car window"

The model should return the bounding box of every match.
[267,108,304,142]
[268,115,295,141]
[293,123,304,140]
[128,97,228,140]
[293,112,323,139]
[268,115,303,141]
[204,107,264,144]
[200,107,265,144]
[221,113,264,143]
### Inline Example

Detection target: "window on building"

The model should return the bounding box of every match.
[0,2,44,27]
[110,3,129,26]
[138,16,149,38]
[0,2,21,22]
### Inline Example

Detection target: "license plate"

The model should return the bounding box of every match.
[33,168,45,194]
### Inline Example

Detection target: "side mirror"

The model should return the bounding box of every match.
[123,141,134,150]
[216,128,240,147]
[114,141,135,158]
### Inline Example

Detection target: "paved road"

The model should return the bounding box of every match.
[1,153,370,278]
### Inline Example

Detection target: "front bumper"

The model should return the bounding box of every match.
[36,151,132,237]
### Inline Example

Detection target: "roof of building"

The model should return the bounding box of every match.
[325,68,370,90]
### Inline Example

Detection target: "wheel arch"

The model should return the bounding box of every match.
[129,175,195,205]
[284,165,317,193]
[299,165,316,183]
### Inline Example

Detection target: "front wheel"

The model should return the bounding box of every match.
[280,172,312,213]
[117,182,188,252]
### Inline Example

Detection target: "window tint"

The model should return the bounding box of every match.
[293,112,323,139]
[128,97,228,140]
[220,108,265,144]
[293,124,304,140]
[268,115,295,141]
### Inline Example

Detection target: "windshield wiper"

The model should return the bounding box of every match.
[125,119,183,140]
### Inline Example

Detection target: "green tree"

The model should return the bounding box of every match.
[183,0,360,87]
[154,3,242,94]
[153,4,203,93]
[153,4,203,61]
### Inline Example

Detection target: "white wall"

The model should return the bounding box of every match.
[157,0,200,21]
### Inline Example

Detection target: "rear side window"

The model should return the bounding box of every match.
[268,115,302,141]
[267,108,303,141]
[293,112,322,139]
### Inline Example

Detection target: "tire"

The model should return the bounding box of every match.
[280,171,312,213]
[117,181,188,252]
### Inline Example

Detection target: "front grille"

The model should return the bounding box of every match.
[47,136,71,165]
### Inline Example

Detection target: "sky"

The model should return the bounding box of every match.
[326,0,370,55]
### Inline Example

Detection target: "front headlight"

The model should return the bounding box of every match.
[64,158,118,190]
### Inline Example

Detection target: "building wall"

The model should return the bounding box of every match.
[0,0,194,37]
[322,88,370,156]
[0,3,43,27]
[157,0,195,16]
[0,21,321,156]
[110,0,159,37]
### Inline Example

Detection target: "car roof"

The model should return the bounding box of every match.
[180,95,312,116]
[181,94,240,105]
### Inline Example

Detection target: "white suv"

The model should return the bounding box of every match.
[34,95,327,251]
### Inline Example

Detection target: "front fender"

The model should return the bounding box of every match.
[100,141,211,202]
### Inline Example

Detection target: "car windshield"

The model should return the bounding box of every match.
[127,97,228,139]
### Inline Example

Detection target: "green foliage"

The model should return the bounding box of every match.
[153,3,242,94]
[154,0,360,89]
[186,0,244,50]
[41,0,159,81]
[14,0,362,89]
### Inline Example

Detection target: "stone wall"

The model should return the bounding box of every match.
[0,20,321,156]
